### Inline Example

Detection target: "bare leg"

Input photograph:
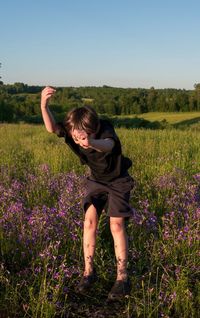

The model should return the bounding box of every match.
[110,217,128,281]
[83,204,98,276]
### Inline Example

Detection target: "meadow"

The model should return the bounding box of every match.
[0,119,200,317]
[136,111,200,124]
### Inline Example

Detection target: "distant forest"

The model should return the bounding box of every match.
[1,82,200,123]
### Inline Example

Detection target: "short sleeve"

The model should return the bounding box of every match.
[54,122,67,138]
[99,120,118,141]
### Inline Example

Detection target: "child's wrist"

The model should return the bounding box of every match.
[41,101,48,109]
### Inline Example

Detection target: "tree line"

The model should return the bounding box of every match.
[1,82,200,123]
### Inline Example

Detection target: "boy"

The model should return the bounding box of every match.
[41,86,134,300]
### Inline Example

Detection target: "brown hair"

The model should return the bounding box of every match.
[64,106,100,135]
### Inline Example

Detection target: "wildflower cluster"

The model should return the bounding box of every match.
[0,164,199,317]
[0,164,84,281]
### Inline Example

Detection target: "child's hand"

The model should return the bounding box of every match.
[72,129,94,149]
[41,86,56,108]
[71,129,113,152]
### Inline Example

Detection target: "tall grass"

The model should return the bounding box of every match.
[0,123,199,317]
[1,123,200,178]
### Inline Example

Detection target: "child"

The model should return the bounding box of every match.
[41,86,134,300]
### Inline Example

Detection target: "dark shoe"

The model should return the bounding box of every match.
[108,278,131,301]
[75,269,97,294]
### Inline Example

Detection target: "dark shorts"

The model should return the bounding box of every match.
[82,174,135,218]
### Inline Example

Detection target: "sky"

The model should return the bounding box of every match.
[1,0,200,89]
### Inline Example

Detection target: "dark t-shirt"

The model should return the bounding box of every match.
[55,119,132,182]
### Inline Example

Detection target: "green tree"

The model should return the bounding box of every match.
[194,83,200,110]
[0,94,13,122]
[147,87,157,112]
[0,62,3,85]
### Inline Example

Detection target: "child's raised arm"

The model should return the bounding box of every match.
[41,86,57,133]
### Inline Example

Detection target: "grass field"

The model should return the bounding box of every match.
[137,111,200,124]
[108,112,200,130]
[0,119,200,317]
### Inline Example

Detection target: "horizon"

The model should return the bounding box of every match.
[1,82,196,91]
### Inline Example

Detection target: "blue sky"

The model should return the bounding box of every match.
[1,0,200,89]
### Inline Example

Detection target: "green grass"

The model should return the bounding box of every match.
[1,122,200,193]
[0,121,199,317]
[127,111,200,124]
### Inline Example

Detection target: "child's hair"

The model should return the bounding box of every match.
[64,105,100,134]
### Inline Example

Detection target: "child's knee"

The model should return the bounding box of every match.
[84,205,98,231]
[110,219,125,234]
[84,217,97,232]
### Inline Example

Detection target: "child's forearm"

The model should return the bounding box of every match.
[41,86,57,133]
[89,138,114,152]
[41,103,57,133]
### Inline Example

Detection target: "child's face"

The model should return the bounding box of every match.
[71,123,100,149]
[71,129,93,148]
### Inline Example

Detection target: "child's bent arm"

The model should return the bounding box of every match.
[41,87,57,133]
[41,106,57,133]
[89,138,114,152]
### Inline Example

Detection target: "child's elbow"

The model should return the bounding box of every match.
[46,126,56,133]
[106,139,115,152]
